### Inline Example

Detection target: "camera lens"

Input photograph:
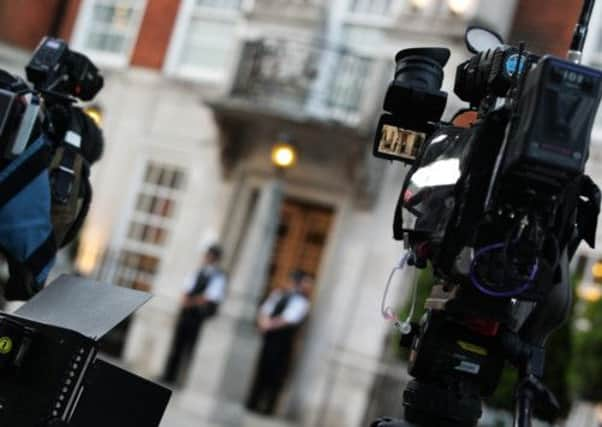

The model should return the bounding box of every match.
[384,47,450,128]
[394,48,450,92]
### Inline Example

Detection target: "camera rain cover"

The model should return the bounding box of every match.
[399,126,469,241]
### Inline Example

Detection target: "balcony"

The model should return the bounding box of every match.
[249,0,326,22]
[207,37,389,206]
[224,37,387,130]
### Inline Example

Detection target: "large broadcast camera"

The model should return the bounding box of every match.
[0,37,104,300]
[372,1,601,427]
[0,38,171,426]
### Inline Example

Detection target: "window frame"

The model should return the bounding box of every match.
[70,0,148,69]
[344,0,401,28]
[163,0,254,83]
[108,156,189,291]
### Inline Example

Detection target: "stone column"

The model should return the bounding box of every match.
[179,178,284,426]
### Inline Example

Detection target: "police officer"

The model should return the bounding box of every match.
[246,270,313,414]
[160,244,226,385]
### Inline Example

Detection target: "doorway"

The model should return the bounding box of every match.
[247,197,334,415]
[265,198,334,298]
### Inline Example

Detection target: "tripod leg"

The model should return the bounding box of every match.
[510,250,570,427]
[513,383,533,427]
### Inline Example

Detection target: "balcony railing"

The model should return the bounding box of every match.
[249,0,326,21]
[230,38,387,128]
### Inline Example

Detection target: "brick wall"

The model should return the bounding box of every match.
[131,0,181,69]
[0,0,59,49]
[510,0,582,57]
[0,0,81,50]
[60,0,83,42]
[0,0,178,69]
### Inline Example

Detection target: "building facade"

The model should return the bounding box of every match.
[5,0,602,426]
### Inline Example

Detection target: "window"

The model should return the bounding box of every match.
[326,53,371,119]
[111,161,187,291]
[165,0,245,82]
[72,0,147,67]
[349,0,393,15]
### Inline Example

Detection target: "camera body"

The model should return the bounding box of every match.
[376,42,601,302]
[0,38,104,301]
[372,23,602,427]
[26,37,103,101]
[0,38,103,161]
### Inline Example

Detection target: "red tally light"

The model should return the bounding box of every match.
[416,242,431,259]
[75,85,81,95]
[403,189,413,202]
[465,317,499,337]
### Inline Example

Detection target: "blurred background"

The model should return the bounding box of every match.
[0,0,601,426]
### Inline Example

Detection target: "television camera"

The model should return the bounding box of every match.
[372,1,601,426]
[0,37,104,300]
[0,39,172,426]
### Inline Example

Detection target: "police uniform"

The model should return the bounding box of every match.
[162,266,225,384]
[246,289,310,414]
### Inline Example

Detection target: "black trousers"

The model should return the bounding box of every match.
[162,310,204,384]
[246,332,294,414]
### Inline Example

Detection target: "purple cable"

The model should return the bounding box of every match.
[470,242,539,298]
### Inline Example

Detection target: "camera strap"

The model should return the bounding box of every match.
[49,116,92,248]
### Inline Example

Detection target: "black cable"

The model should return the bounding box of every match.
[569,0,596,54]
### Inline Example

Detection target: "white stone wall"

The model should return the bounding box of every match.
[74,68,236,375]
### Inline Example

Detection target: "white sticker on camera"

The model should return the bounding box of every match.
[454,361,480,375]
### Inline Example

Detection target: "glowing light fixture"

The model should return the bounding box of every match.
[411,0,431,9]
[271,142,297,169]
[592,261,602,279]
[577,282,602,303]
[448,0,474,15]
[75,229,104,275]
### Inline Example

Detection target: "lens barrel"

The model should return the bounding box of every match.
[384,47,450,130]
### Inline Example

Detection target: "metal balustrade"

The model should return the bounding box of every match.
[230,37,385,128]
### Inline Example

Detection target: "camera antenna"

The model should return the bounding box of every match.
[568,0,596,63]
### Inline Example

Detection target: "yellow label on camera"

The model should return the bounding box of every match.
[457,340,487,356]
[0,336,13,354]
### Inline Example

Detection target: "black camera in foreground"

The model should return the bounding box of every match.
[372,1,601,426]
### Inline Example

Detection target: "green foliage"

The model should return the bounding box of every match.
[571,297,602,401]
[397,266,434,361]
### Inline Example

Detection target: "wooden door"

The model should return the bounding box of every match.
[265,198,334,299]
